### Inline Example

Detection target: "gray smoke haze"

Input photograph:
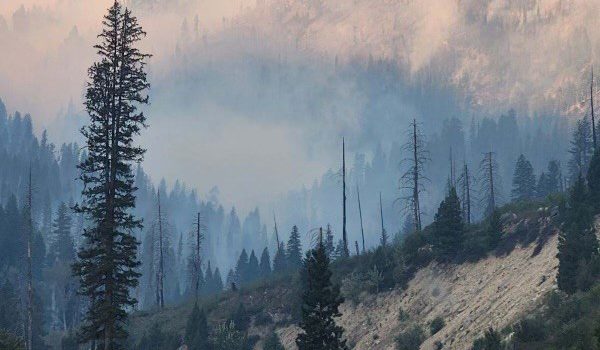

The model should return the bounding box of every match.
[0,0,598,213]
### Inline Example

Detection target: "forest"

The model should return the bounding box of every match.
[2,0,600,350]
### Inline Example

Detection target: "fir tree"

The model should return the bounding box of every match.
[557,174,599,294]
[72,2,150,347]
[48,202,75,265]
[569,117,594,181]
[296,238,347,350]
[204,261,213,294]
[247,250,260,283]
[185,304,210,350]
[432,187,464,262]
[324,225,335,258]
[287,225,303,270]
[230,303,250,332]
[259,247,272,278]
[546,160,562,193]
[212,268,223,292]
[272,243,287,274]
[587,150,600,209]
[511,154,536,201]
[333,239,346,261]
[235,249,249,286]
[264,332,284,350]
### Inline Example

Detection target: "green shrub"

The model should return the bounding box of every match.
[395,324,425,350]
[429,316,445,335]
[471,327,502,350]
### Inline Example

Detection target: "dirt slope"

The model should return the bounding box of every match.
[276,218,558,350]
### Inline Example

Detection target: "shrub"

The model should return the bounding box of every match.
[395,324,425,350]
[429,316,445,335]
[471,327,502,350]
[513,317,546,343]
[254,311,274,326]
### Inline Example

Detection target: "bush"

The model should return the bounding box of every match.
[429,316,445,335]
[471,327,502,350]
[513,317,546,343]
[395,325,425,350]
[253,311,273,326]
[0,330,24,350]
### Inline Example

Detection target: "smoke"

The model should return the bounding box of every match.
[1,0,600,212]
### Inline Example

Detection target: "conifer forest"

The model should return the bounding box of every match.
[4,0,600,349]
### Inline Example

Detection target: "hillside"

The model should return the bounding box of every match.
[129,208,559,349]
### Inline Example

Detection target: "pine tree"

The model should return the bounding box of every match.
[546,160,562,194]
[73,2,150,346]
[204,261,214,294]
[247,250,259,283]
[324,225,335,258]
[511,154,536,201]
[264,332,285,350]
[587,150,600,209]
[235,249,249,285]
[400,119,428,232]
[479,151,499,216]
[185,304,210,350]
[272,243,287,274]
[569,117,594,181]
[557,174,599,294]
[432,187,464,262]
[259,247,272,278]
[230,303,250,332]
[212,268,223,292]
[287,225,303,270]
[296,237,347,350]
[48,202,75,265]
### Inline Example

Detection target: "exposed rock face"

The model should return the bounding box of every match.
[277,222,558,349]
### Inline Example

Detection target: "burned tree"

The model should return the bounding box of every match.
[356,185,365,253]
[379,192,388,247]
[400,119,429,233]
[188,211,205,301]
[479,152,500,217]
[341,138,349,257]
[458,162,472,225]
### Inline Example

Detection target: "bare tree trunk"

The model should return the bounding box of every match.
[273,212,280,252]
[342,138,349,256]
[592,68,596,150]
[379,192,387,246]
[488,152,496,211]
[157,191,164,309]
[356,185,365,253]
[412,120,422,232]
[464,162,471,225]
[26,167,33,350]
[195,212,201,301]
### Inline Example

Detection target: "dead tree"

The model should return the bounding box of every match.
[379,192,388,247]
[273,212,281,252]
[479,151,499,217]
[356,185,365,253]
[341,138,349,257]
[400,119,429,232]
[459,162,472,225]
[26,167,33,350]
[189,211,205,301]
[592,67,597,149]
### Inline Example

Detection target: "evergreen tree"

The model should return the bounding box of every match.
[47,202,75,265]
[296,239,347,350]
[264,332,284,350]
[333,239,346,261]
[247,250,259,283]
[324,225,335,258]
[272,243,287,274]
[226,269,236,290]
[235,249,249,286]
[72,2,150,346]
[536,172,549,198]
[511,154,536,201]
[213,268,223,292]
[287,225,303,270]
[546,160,562,193]
[587,150,600,209]
[569,117,594,181]
[431,187,464,262]
[211,322,246,350]
[185,304,210,350]
[557,174,599,294]
[230,303,250,332]
[259,247,272,278]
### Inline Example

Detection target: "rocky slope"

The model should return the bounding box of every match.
[274,215,558,349]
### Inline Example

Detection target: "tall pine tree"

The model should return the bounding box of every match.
[287,225,303,270]
[259,247,272,278]
[511,154,536,201]
[432,187,464,262]
[185,304,210,350]
[296,235,347,350]
[73,2,150,347]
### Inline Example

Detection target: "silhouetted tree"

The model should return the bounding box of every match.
[511,154,536,201]
[287,225,303,270]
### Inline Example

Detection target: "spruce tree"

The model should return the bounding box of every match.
[587,150,600,208]
[185,304,210,350]
[235,249,249,285]
[511,154,536,201]
[287,225,303,270]
[204,261,213,294]
[272,243,287,274]
[324,225,335,258]
[259,247,272,278]
[213,268,223,292]
[264,332,284,350]
[557,174,599,294]
[296,238,347,350]
[546,160,562,193]
[72,2,150,346]
[432,187,464,262]
[247,250,260,283]
[48,202,75,265]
